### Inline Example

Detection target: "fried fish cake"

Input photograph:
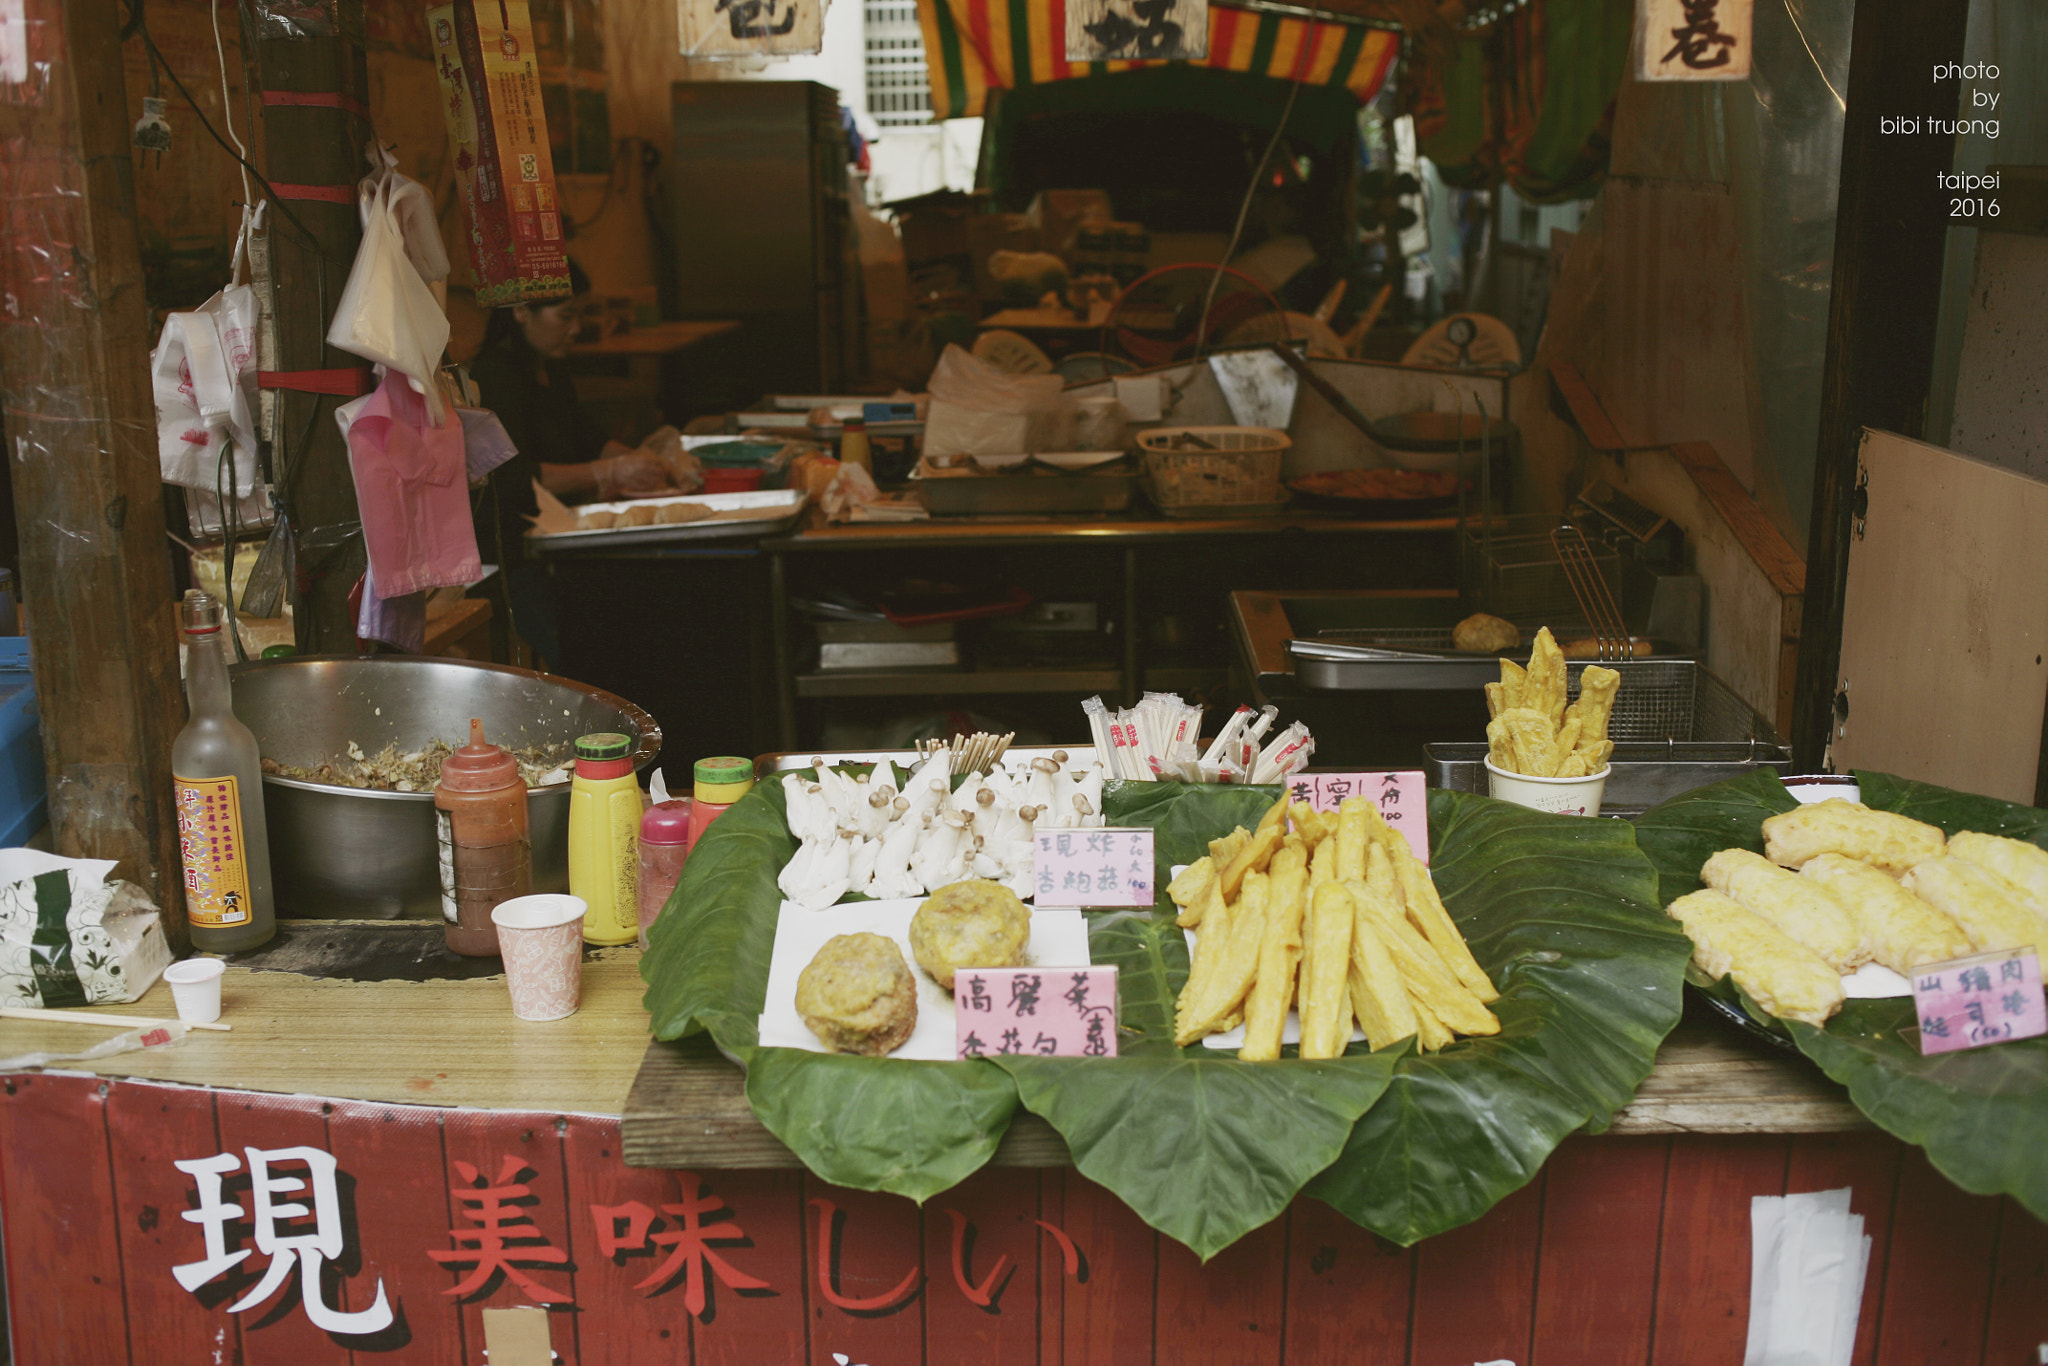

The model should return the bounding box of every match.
[1667,889,1844,1027]
[1760,798,1946,875]
[1798,853,1970,972]
[796,933,918,1056]
[1700,848,1864,969]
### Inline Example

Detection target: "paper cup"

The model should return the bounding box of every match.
[163,957,226,1025]
[491,894,589,1021]
[1484,757,1611,817]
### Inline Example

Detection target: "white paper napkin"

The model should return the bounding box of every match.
[1745,1187,1871,1366]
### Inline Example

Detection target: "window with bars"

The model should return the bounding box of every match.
[864,0,934,126]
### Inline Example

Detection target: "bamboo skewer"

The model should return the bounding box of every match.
[0,1006,231,1033]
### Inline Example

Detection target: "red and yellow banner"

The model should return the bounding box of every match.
[918,0,1402,120]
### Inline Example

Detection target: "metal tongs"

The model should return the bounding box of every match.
[1550,523,1633,661]
[1287,639,1453,662]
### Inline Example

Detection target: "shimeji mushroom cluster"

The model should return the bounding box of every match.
[776,748,1107,911]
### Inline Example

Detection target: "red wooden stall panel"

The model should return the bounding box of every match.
[559,1114,693,1366]
[0,1074,132,1365]
[920,1167,1045,1366]
[1783,1130,1904,1366]
[1154,1210,1288,1366]
[1872,1149,1998,1366]
[1055,1173,1158,1366]
[804,1177,929,1366]
[323,1096,467,1365]
[102,1081,237,1364]
[1410,1173,1543,1366]
[1281,1197,1413,1366]
[440,1108,586,1364]
[1984,1196,2048,1365]
[1650,1133,1790,1364]
[1530,1134,1669,1365]
[686,1169,809,1366]
[210,1088,345,1366]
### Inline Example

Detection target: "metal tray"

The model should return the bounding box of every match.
[1423,740,1793,818]
[526,489,806,552]
[913,458,1135,516]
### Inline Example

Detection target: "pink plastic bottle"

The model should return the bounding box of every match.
[637,799,693,950]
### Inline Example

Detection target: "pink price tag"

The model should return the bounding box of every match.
[1282,771,1430,864]
[1910,947,2047,1055]
[1034,828,1156,906]
[956,967,1119,1059]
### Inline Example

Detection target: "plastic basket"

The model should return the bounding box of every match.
[1136,426,1290,509]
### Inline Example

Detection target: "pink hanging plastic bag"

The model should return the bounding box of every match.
[345,370,481,597]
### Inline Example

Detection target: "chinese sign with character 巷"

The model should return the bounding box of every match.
[1911,947,2047,1055]
[1035,828,1155,907]
[959,966,1119,1059]
[1634,0,1753,82]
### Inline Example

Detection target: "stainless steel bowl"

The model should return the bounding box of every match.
[230,656,661,920]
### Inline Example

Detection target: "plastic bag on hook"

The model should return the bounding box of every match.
[150,207,261,496]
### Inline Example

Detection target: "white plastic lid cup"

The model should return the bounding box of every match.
[491,894,589,1021]
[163,957,226,1025]
[1484,757,1611,818]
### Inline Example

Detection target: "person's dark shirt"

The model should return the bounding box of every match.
[467,338,610,565]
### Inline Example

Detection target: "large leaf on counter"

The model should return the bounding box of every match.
[996,781,1399,1261]
[1634,770,2048,1222]
[1305,792,1688,1245]
[640,773,1021,1201]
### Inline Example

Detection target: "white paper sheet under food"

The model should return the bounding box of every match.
[757,898,1092,1061]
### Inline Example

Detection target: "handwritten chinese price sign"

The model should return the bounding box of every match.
[1067,0,1208,62]
[1634,0,1752,81]
[1035,828,1155,907]
[679,0,823,58]
[958,966,1119,1059]
[1911,947,2047,1056]
[1284,771,1430,864]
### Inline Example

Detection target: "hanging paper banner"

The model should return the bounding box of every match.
[1067,0,1208,63]
[679,0,825,59]
[1635,0,1753,82]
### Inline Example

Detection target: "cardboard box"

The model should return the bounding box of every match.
[429,2,570,306]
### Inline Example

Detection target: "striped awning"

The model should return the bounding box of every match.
[918,1,1404,121]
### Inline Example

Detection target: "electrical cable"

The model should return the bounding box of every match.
[209,0,253,209]
[1196,0,1322,351]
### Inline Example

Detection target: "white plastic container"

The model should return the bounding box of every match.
[162,957,226,1025]
[1484,757,1611,817]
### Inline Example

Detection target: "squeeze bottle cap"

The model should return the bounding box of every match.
[575,733,633,762]
[439,718,521,792]
[694,755,754,804]
[640,799,694,845]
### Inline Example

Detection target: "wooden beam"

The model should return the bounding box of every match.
[238,2,371,654]
[1548,356,1630,452]
[1668,442,1805,599]
[0,0,184,939]
[1792,0,1972,771]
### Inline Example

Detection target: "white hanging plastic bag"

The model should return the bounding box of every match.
[922,344,1072,458]
[150,211,260,495]
[359,142,450,287]
[327,176,451,422]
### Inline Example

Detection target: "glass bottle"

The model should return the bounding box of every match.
[173,591,276,951]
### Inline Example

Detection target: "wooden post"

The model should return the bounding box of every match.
[1792,0,1972,770]
[238,0,371,654]
[0,0,184,938]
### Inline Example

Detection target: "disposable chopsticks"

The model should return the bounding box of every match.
[0,1006,231,1033]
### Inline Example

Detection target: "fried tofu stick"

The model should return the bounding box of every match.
[1255,792,1291,836]
[1367,813,1499,1002]
[1299,882,1357,1058]
[1240,838,1310,1061]
[1335,796,1373,881]
[1353,852,1499,1037]
[1168,856,1218,928]
[1175,871,1269,1044]
[1173,883,1234,1037]
[1339,886,1415,1052]
[1219,824,1284,903]
[1289,801,1337,849]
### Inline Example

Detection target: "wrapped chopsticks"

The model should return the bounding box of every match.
[1085,695,1313,785]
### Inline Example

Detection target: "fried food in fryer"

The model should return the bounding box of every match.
[1666,890,1844,1027]
[1798,853,1970,972]
[1453,613,1521,654]
[795,933,919,1055]
[1759,798,1946,876]
[1903,855,2048,955]
[908,879,1032,990]
[1699,848,1864,969]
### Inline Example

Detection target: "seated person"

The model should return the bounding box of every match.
[468,259,670,667]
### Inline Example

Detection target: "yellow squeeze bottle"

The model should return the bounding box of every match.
[568,733,641,945]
